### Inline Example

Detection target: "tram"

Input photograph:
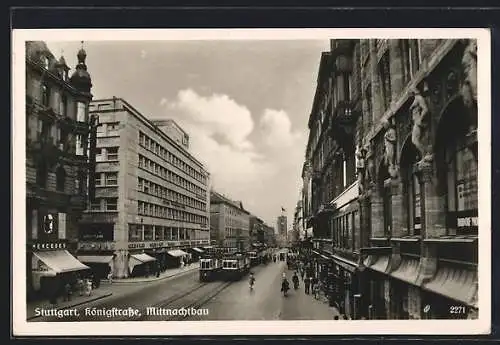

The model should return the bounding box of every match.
[199,254,222,282]
[220,252,250,281]
[247,250,260,267]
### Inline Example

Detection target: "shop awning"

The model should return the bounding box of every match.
[367,255,390,273]
[33,250,90,274]
[128,253,156,273]
[167,249,189,257]
[390,258,420,284]
[423,265,478,307]
[77,255,114,264]
[312,250,330,261]
[192,247,204,253]
[332,255,358,273]
[131,253,156,263]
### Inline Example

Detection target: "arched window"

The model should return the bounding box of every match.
[379,164,392,238]
[436,99,478,236]
[401,141,423,236]
[56,166,66,192]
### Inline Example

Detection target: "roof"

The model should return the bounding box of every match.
[210,190,250,214]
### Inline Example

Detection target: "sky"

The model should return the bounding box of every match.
[45,39,329,227]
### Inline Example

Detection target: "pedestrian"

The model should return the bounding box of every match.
[107,271,113,284]
[63,282,72,302]
[304,276,311,294]
[334,315,340,320]
[300,268,305,281]
[85,278,92,296]
[77,276,84,296]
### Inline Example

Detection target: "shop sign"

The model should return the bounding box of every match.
[457,216,478,228]
[31,242,66,251]
[148,242,164,248]
[79,242,115,250]
[128,242,145,249]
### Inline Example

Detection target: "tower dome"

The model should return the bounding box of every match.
[69,41,92,93]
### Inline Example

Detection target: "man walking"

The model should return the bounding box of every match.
[304,275,311,294]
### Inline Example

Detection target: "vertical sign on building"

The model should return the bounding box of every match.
[58,213,67,240]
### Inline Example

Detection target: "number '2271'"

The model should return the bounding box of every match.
[450,306,467,314]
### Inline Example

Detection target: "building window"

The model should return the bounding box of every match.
[402,39,421,85]
[106,198,118,211]
[129,224,142,242]
[445,140,478,235]
[383,179,393,237]
[379,52,392,110]
[107,122,119,135]
[59,95,67,116]
[57,126,68,150]
[107,147,119,160]
[105,172,118,186]
[95,173,102,186]
[75,134,84,156]
[90,199,101,211]
[76,102,86,122]
[41,83,50,107]
[56,166,66,192]
[406,160,423,237]
[36,162,48,188]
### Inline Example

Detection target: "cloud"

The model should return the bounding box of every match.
[259,109,303,149]
[140,50,147,59]
[160,89,306,226]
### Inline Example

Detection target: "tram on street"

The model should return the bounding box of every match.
[199,254,222,282]
[247,250,260,267]
[220,252,250,281]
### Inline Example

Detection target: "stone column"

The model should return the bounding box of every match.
[359,195,371,249]
[390,178,405,238]
[419,161,446,239]
[389,39,405,103]
[370,192,385,238]
[369,40,384,123]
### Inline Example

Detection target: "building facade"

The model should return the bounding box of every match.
[263,224,277,247]
[78,98,210,278]
[26,41,96,300]
[276,214,287,246]
[302,39,478,320]
[249,216,265,246]
[210,191,251,251]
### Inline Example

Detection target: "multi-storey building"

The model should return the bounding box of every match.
[303,38,478,320]
[210,191,250,251]
[276,214,287,246]
[77,98,210,278]
[249,216,265,246]
[26,41,96,300]
[263,224,276,247]
[293,199,304,241]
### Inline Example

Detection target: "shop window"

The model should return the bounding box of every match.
[445,136,478,235]
[128,224,142,242]
[55,166,66,192]
[106,198,118,211]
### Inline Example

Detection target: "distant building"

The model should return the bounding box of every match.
[78,98,210,278]
[276,214,287,246]
[26,41,96,300]
[210,191,250,251]
[249,216,265,246]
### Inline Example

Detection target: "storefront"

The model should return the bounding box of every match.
[364,254,391,319]
[77,254,114,284]
[128,253,156,277]
[166,249,190,268]
[388,256,420,319]
[188,247,205,262]
[30,243,90,302]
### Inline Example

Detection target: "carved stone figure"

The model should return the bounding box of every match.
[355,145,367,193]
[383,119,398,178]
[365,142,376,186]
[409,88,431,162]
[461,39,477,108]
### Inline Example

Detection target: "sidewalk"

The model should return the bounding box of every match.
[27,263,199,320]
[103,263,198,284]
[27,287,113,320]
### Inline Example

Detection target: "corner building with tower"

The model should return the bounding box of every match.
[26,41,96,301]
[78,98,210,279]
[302,39,478,320]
